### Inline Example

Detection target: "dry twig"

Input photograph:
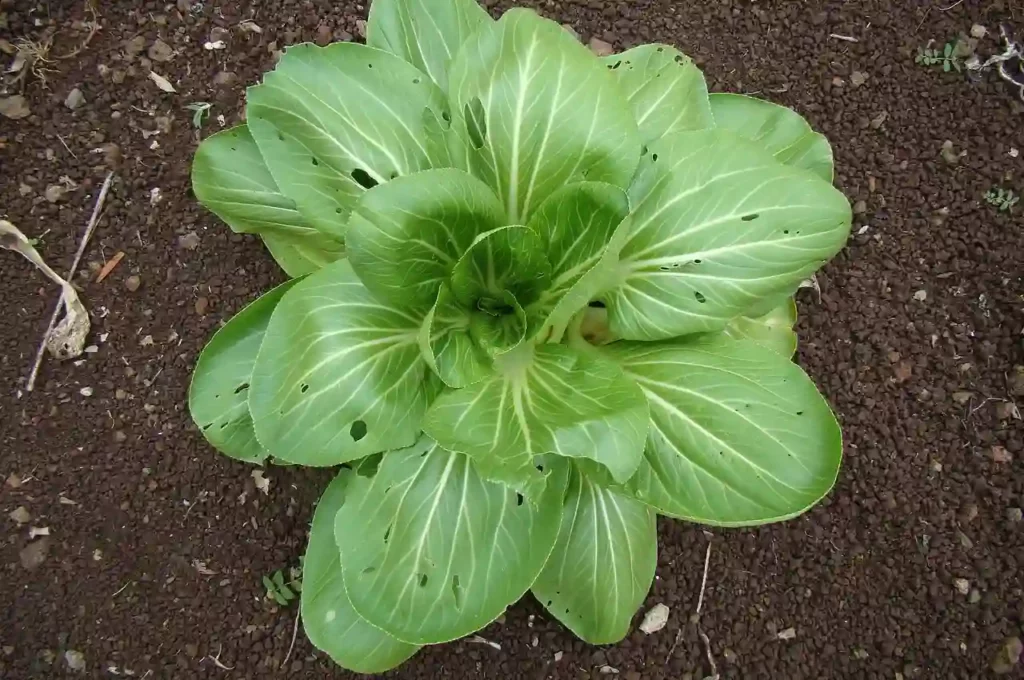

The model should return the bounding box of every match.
[25,172,113,392]
[694,541,719,679]
[282,609,301,666]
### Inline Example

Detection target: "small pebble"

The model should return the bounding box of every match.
[125,275,141,292]
[64,87,85,110]
[195,296,210,315]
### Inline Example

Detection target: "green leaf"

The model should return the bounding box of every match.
[605,129,851,341]
[248,259,429,466]
[531,464,657,644]
[346,168,507,310]
[468,290,529,358]
[943,42,953,57]
[246,43,449,238]
[449,225,551,313]
[260,231,345,278]
[722,298,798,357]
[604,337,843,526]
[602,44,714,143]
[423,344,648,496]
[527,182,631,341]
[191,125,345,276]
[447,9,642,223]
[188,280,298,463]
[708,94,834,181]
[419,283,493,388]
[302,469,419,673]
[335,436,565,644]
[366,0,493,92]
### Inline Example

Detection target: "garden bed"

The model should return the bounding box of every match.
[1,0,1022,677]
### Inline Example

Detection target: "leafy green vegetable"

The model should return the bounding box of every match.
[302,469,420,671]
[188,0,852,673]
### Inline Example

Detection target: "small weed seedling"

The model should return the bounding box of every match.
[916,40,963,72]
[26,228,50,249]
[262,564,302,606]
[985,187,1019,212]
[186,102,212,129]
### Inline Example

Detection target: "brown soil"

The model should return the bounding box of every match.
[2,0,1023,678]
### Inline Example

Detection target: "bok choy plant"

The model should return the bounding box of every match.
[188,0,851,672]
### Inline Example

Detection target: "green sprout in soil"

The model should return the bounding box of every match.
[262,564,302,606]
[985,187,1019,212]
[186,0,852,673]
[26,228,50,249]
[916,40,963,72]
[186,101,212,129]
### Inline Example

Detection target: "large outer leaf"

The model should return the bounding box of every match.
[722,298,798,357]
[246,43,448,238]
[447,9,641,223]
[346,168,507,310]
[188,280,297,463]
[367,0,493,92]
[248,259,429,466]
[532,464,656,644]
[191,125,344,277]
[527,182,630,341]
[603,45,714,143]
[302,469,419,673]
[423,344,648,496]
[604,337,842,526]
[260,232,344,278]
[709,93,834,181]
[335,437,564,644]
[605,130,851,341]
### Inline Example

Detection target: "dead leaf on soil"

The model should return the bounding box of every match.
[192,559,216,575]
[238,20,262,35]
[0,220,90,360]
[147,39,174,62]
[251,469,270,495]
[639,603,670,634]
[850,71,868,87]
[0,95,30,119]
[148,70,176,93]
